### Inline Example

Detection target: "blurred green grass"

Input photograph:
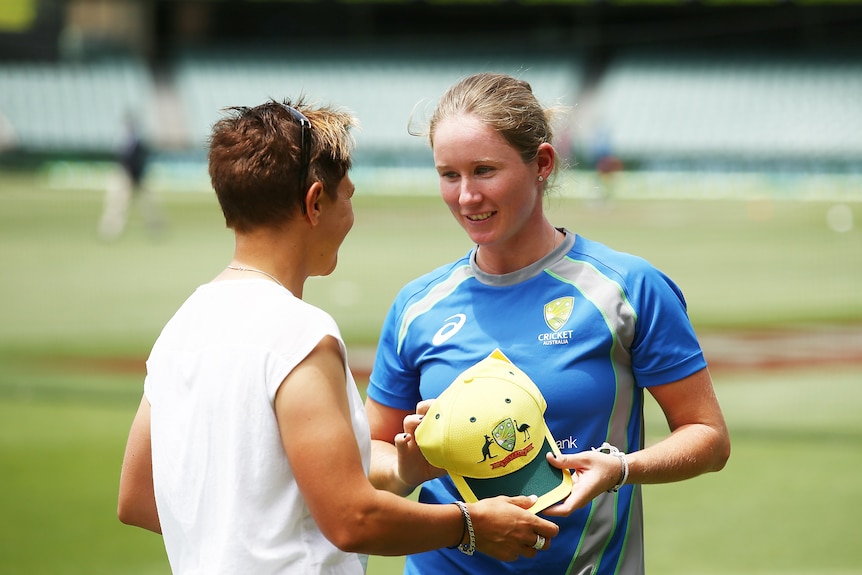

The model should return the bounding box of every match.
[2,169,860,359]
[1,168,861,574]
[3,364,859,575]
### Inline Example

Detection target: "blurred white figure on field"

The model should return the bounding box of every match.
[0,111,18,152]
[98,113,165,241]
[590,123,623,206]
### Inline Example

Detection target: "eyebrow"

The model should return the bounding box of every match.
[437,156,499,168]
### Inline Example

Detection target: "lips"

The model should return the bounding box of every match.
[466,211,496,222]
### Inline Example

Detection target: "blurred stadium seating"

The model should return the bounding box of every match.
[0,57,154,154]
[2,47,860,172]
[1,2,861,174]
[590,50,862,170]
[171,48,582,166]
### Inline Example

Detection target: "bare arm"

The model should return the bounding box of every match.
[634,367,731,481]
[117,395,162,533]
[545,367,730,516]
[365,397,446,496]
[277,337,558,559]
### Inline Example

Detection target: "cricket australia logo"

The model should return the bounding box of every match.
[538,297,574,346]
[478,418,535,469]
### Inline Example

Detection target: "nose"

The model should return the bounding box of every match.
[459,180,481,205]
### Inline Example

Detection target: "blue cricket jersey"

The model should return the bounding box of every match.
[367,230,707,575]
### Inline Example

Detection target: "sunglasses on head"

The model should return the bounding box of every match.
[279,103,312,214]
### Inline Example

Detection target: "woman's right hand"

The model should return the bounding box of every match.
[468,495,560,561]
[394,399,447,488]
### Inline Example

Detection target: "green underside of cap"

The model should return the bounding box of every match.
[463,437,564,500]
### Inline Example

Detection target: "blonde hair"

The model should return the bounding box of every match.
[427,73,563,177]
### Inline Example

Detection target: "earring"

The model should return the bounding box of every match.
[538,176,544,182]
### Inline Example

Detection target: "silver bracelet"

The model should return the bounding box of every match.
[593,442,629,492]
[454,501,475,556]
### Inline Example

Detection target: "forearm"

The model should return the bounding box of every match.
[627,422,730,485]
[544,371,731,517]
[318,486,463,555]
[624,368,730,485]
[323,487,557,560]
[368,438,416,496]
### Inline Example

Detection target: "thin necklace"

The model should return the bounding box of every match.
[226,265,285,288]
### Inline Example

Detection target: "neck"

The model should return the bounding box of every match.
[224,229,308,298]
[226,263,284,288]
[475,223,560,275]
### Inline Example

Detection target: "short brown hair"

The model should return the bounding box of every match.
[208,99,357,232]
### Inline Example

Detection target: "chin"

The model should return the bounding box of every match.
[322,257,338,276]
[464,229,493,247]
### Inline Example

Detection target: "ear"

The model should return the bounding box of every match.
[303,182,325,225]
[536,143,555,180]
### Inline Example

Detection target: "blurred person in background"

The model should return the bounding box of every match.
[0,111,17,152]
[117,98,559,575]
[591,124,623,205]
[365,73,730,575]
[98,112,165,241]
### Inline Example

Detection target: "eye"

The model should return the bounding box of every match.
[469,417,476,423]
[475,165,495,176]
[504,398,512,404]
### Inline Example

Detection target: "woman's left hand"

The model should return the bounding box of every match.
[540,450,623,516]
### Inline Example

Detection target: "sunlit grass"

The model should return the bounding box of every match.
[1,168,860,574]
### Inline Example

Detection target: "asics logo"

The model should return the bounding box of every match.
[432,314,466,345]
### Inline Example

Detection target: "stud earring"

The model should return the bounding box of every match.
[538,176,544,182]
